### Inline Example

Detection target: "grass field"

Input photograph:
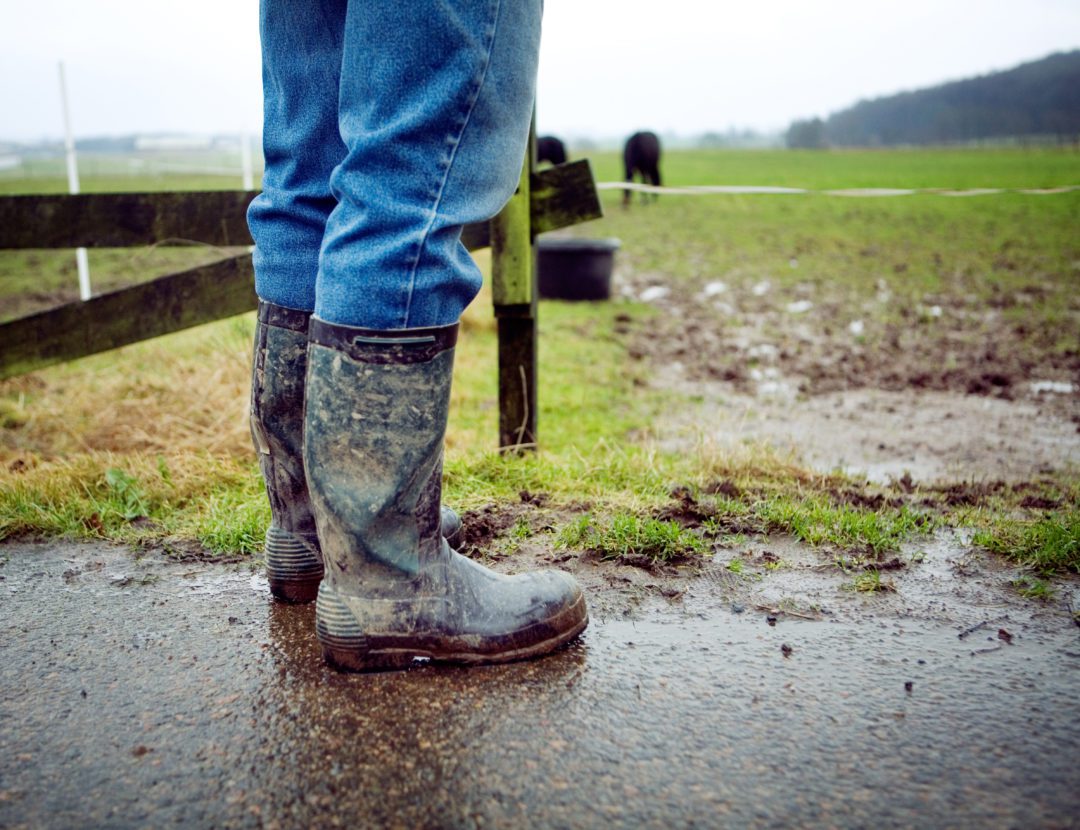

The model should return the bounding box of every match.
[1,147,1078,575]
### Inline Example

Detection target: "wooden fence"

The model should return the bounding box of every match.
[0,154,601,451]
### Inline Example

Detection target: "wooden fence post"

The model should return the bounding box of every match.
[491,118,538,452]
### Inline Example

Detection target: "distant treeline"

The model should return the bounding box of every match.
[787,50,1080,148]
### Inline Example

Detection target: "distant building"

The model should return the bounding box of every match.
[134,135,214,152]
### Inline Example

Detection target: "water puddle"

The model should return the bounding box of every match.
[2,540,1078,828]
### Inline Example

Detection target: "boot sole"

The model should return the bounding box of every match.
[264,526,323,604]
[316,588,589,672]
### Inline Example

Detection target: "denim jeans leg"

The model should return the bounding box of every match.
[247,0,348,313]
[315,0,543,329]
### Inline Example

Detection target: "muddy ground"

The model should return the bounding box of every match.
[444,258,1080,626]
[2,532,1078,829]
[455,492,1080,630]
[612,268,1079,483]
[3,266,1080,827]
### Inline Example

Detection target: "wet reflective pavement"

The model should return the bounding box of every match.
[2,540,1079,828]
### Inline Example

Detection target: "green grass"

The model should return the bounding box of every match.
[973,511,1080,575]
[1011,575,1055,600]
[581,146,1080,190]
[0,453,269,554]
[758,498,936,555]
[846,569,894,594]
[556,512,709,565]
[0,154,248,194]
[2,147,1078,572]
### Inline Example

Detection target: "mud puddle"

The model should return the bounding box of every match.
[659,381,1080,483]
[615,271,1079,483]
[2,540,1078,829]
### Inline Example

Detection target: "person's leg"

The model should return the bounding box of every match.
[246,0,348,601]
[315,0,542,329]
[248,0,347,314]
[305,0,588,670]
[247,0,472,603]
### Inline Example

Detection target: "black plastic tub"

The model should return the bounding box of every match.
[536,237,621,301]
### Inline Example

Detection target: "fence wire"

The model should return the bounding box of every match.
[597,182,1080,197]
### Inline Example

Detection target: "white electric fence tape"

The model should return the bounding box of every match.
[597,182,1080,197]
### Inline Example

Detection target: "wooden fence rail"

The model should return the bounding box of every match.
[0,161,598,252]
[0,158,602,449]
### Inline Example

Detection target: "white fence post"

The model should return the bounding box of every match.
[59,61,92,301]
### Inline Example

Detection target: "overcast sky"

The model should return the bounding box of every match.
[2,0,1078,143]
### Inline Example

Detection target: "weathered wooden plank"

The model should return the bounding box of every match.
[0,191,257,249]
[0,164,599,251]
[0,254,256,379]
[530,159,604,236]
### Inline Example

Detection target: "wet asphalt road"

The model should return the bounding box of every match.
[2,540,1079,829]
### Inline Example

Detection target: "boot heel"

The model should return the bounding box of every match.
[265,526,323,603]
[321,644,417,672]
[315,584,419,671]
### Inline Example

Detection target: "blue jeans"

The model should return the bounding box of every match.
[248,0,541,329]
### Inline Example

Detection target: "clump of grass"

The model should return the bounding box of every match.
[494,515,536,556]
[973,511,1080,575]
[104,468,149,521]
[557,512,708,565]
[0,450,265,557]
[2,457,167,539]
[194,485,268,556]
[846,569,894,593]
[508,516,533,540]
[757,496,935,555]
[1011,574,1055,600]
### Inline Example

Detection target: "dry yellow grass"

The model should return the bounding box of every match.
[0,251,499,471]
[0,252,506,548]
[1,318,254,465]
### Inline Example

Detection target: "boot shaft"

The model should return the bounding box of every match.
[250,301,317,536]
[304,318,458,587]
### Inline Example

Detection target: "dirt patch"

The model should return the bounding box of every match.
[452,494,1030,622]
[669,386,1079,483]
[456,491,557,557]
[653,485,765,536]
[615,273,1079,484]
[486,513,1080,628]
[654,485,717,527]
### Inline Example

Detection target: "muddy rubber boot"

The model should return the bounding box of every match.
[305,318,588,671]
[250,302,323,603]
[250,302,465,604]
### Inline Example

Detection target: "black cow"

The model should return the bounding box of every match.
[537,135,567,166]
[623,131,662,205]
